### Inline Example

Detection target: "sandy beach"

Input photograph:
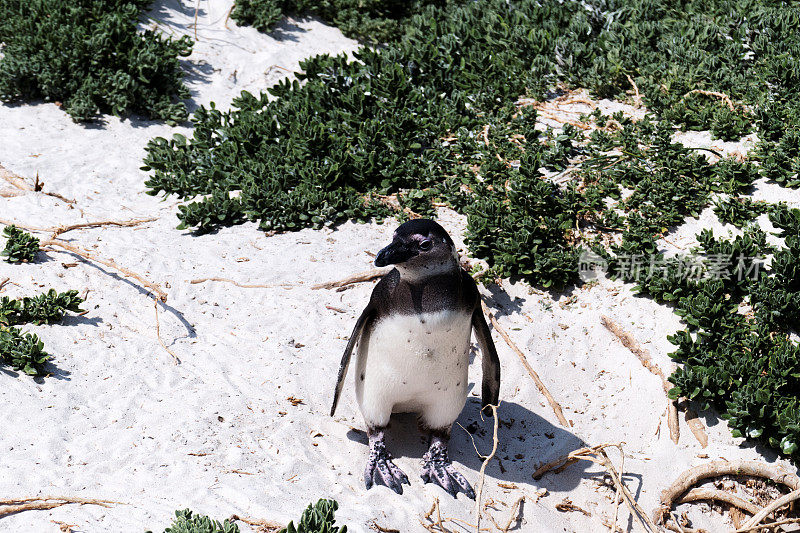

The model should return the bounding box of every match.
[1,1,798,531]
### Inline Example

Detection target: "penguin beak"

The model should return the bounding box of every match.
[375,239,417,267]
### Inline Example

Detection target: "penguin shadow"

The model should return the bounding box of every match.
[345,396,587,489]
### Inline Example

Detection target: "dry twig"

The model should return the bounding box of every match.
[738,489,800,532]
[229,514,282,531]
[0,277,9,292]
[625,73,642,108]
[532,443,658,533]
[677,488,761,515]
[311,267,390,290]
[0,217,155,238]
[154,299,180,364]
[0,496,120,518]
[0,165,76,204]
[0,217,167,301]
[600,315,710,447]
[736,517,800,533]
[474,404,499,532]
[654,460,800,525]
[40,238,167,302]
[500,496,524,533]
[190,277,295,289]
[483,301,569,427]
[684,89,736,111]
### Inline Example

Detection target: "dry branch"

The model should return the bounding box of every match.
[684,89,736,111]
[625,73,642,108]
[736,517,800,533]
[229,514,282,531]
[654,460,800,525]
[50,218,157,238]
[484,301,569,427]
[190,277,294,289]
[600,315,709,446]
[40,238,167,302]
[677,488,761,515]
[0,277,9,292]
[738,489,800,532]
[311,267,390,290]
[154,300,180,364]
[0,217,155,238]
[684,409,708,448]
[532,443,657,532]
[0,496,119,518]
[1,165,75,204]
[474,404,499,532]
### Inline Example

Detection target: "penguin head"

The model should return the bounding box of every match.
[375,219,458,278]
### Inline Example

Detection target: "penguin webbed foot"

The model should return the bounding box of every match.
[364,438,409,494]
[420,439,475,499]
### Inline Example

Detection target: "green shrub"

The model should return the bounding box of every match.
[0,326,50,375]
[231,0,449,44]
[713,197,771,227]
[149,509,239,533]
[0,289,85,326]
[0,290,84,375]
[2,225,39,263]
[0,0,192,123]
[281,499,346,533]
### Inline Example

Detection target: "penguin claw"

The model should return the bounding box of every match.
[364,442,409,495]
[420,441,475,499]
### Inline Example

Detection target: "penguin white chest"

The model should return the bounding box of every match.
[355,309,472,429]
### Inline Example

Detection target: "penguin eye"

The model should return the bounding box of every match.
[419,239,432,251]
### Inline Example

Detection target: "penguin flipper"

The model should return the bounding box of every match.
[330,305,375,416]
[472,306,501,411]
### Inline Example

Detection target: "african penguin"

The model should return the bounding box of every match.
[330,219,501,498]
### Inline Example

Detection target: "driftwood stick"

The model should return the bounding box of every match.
[596,449,660,533]
[610,446,624,532]
[190,277,294,289]
[654,460,800,525]
[0,217,155,237]
[684,89,736,111]
[51,218,157,237]
[736,517,800,533]
[601,315,696,445]
[229,514,282,531]
[739,489,800,532]
[677,488,761,515]
[483,301,569,427]
[0,166,76,204]
[500,496,524,533]
[474,404,499,532]
[154,299,180,364]
[533,443,617,479]
[684,409,708,448]
[667,402,680,445]
[0,496,120,517]
[40,239,167,302]
[311,267,390,290]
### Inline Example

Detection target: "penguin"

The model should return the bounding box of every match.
[330,219,501,498]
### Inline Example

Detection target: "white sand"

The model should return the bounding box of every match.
[1,2,798,531]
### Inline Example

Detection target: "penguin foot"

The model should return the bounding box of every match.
[420,440,475,499]
[364,439,409,494]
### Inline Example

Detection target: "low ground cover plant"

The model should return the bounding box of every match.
[143,0,800,461]
[231,0,448,44]
[150,500,345,533]
[0,227,84,375]
[0,0,192,123]
[0,289,84,375]
[2,225,39,263]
